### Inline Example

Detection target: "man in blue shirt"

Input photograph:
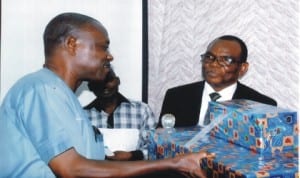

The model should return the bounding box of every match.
[0,12,210,177]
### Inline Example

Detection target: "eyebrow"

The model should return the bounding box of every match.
[206,51,238,58]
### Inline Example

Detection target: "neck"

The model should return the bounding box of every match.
[208,82,237,92]
[100,97,118,114]
[44,63,81,92]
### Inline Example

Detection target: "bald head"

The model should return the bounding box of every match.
[43,12,107,59]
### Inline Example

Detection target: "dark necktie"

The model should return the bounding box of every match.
[203,92,221,125]
[107,114,114,128]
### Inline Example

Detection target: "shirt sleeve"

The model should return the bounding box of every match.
[137,103,157,158]
[20,84,74,163]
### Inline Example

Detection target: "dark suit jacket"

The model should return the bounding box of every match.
[158,81,277,127]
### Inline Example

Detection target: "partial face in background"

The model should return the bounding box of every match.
[100,71,120,98]
[201,39,248,91]
[89,70,120,98]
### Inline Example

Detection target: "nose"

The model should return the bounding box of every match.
[106,51,114,62]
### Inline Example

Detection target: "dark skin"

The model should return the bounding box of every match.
[93,72,139,161]
[94,73,133,161]
[96,73,120,113]
[202,39,249,92]
[44,24,112,91]
[46,22,211,177]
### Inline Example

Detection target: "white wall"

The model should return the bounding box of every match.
[1,0,143,106]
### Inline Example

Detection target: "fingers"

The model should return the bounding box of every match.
[206,152,216,159]
[188,151,214,178]
[196,150,216,161]
[177,151,212,178]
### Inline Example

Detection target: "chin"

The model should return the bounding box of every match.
[92,74,105,81]
[88,77,102,82]
[206,79,221,85]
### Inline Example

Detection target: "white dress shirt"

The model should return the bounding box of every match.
[198,82,237,126]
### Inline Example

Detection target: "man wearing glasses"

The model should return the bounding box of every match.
[158,35,277,128]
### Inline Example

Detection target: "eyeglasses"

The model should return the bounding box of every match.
[200,53,241,66]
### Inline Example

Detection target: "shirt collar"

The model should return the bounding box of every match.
[204,82,237,101]
[91,92,130,112]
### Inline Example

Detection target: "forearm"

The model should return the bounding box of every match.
[50,148,209,178]
[83,158,176,177]
[50,148,176,178]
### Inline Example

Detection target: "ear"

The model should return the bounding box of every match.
[64,36,77,56]
[238,62,249,78]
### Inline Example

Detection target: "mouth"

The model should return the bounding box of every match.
[103,89,110,95]
[205,70,220,78]
[103,62,111,69]
[101,89,115,98]
[101,62,111,76]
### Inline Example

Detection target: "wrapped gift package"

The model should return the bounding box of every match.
[147,127,299,177]
[147,127,201,160]
[208,99,298,154]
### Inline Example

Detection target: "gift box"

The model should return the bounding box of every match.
[208,99,298,155]
[147,127,299,177]
[147,127,201,160]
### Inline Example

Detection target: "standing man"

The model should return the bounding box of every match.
[85,68,157,161]
[159,35,277,127]
[0,12,210,177]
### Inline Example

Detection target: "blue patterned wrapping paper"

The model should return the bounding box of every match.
[208,99,298,155]
[147,127,299,178]
[147,127,201,160]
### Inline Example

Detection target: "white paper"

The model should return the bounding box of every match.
[104,146,115,156]
[99,128,139,152]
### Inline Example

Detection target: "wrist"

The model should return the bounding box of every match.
[129,150,144,160]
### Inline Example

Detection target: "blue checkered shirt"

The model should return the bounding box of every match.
[84,93,157,155]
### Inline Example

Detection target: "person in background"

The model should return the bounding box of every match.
[159,35,277,128]
[84,68,157,161]
[0,12,211,178]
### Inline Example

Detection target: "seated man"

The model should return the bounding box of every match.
[159,35,277,128]
[84,68,157,160]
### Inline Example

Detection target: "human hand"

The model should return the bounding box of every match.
[106,151,132,161]
[173,151,215,178]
